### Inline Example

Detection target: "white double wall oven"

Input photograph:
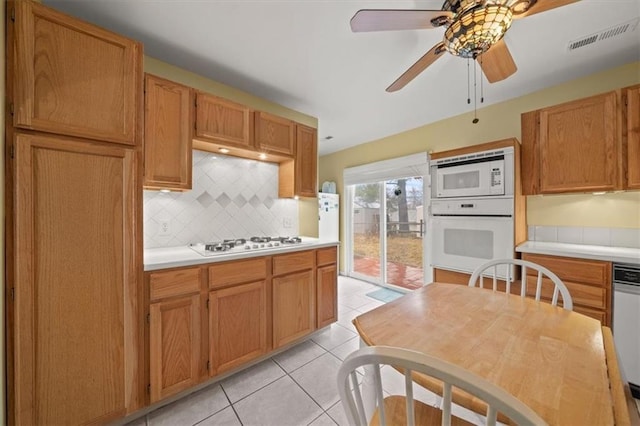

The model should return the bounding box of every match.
[429,147,516,280]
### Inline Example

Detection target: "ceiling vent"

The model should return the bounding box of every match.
[567,18,639,52]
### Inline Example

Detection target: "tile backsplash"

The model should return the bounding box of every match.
[528,225,640,249]
[144,150,298,248]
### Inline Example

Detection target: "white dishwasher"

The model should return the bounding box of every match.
[613,263,640,398]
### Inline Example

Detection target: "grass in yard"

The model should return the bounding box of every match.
[353,233,423,267]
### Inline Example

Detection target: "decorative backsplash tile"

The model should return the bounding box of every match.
[144,150,298,248]
[528,226,640,249]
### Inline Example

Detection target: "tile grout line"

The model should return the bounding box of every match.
[281,356,337,426]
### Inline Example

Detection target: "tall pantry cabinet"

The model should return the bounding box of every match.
[6,2,144,425]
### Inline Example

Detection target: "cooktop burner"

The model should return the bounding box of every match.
[189,236,306,257]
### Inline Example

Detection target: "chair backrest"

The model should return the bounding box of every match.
[337,345,547,426]
[468,258,573,310]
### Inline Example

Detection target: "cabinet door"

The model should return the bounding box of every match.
[255,111,295,156]
[150,294,201,402]
[209,281,267,376]
[539,91,619,193]
[195,92,252,149]
[295,125,318,197]
[273,270,315,348]
[144,74,193,190]
[12,1,142,145]
[317,264,337,329]
[623,85,640,189]
[520,110,540,195]
[12,133,140,424]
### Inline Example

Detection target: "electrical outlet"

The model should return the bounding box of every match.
[283,217,292,228]
[159,220,171,236]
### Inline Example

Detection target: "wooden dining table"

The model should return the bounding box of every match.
[353,282,628,426]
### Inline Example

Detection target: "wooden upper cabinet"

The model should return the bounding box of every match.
[279,124,318,198]
[255,111,295,156]
[521,91,620,194]
[195,92,252,149]
[12,132,140,424]
[144,74,193,191]
[295,125,318,197]
[11,1,142,145]
[622,84,640,189]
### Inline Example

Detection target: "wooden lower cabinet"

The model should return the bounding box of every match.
[317,246,338,329]
[434,268,472,285]
[317,264,338,328]
[148,267,204,402]
[273,270,316,348]
[522,253,611,325]
[149,294,202,403]
[144,245,338,407]
[209,281,268,375]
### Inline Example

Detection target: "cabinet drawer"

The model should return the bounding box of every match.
[522,253,610,287]
[273,250,314,276]
[149,267,201,301]
[525,277,608,310]
[209,257,268,289]
[574,305,607,324]
[317,246,337,266]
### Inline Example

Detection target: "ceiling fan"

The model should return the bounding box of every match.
[350,0,580,92]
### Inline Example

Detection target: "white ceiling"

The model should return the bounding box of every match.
[43,0,640,156]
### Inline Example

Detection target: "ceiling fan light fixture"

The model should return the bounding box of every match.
[443,5,513,58]
[508,0,536,15]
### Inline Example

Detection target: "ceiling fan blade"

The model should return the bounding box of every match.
[387,42,447,92]
[514,0,580,19]
[478,39,517,83]
[350,9,453,32]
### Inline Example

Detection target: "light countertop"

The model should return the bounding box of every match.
[516,241,640,265]
[144,237,339,271]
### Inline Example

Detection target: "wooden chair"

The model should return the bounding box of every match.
[337,345,547,426]
[468,258,573,310]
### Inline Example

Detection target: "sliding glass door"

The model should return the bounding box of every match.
[351,183,383,282]
[348,177,424,290]
[385,177,424,290]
